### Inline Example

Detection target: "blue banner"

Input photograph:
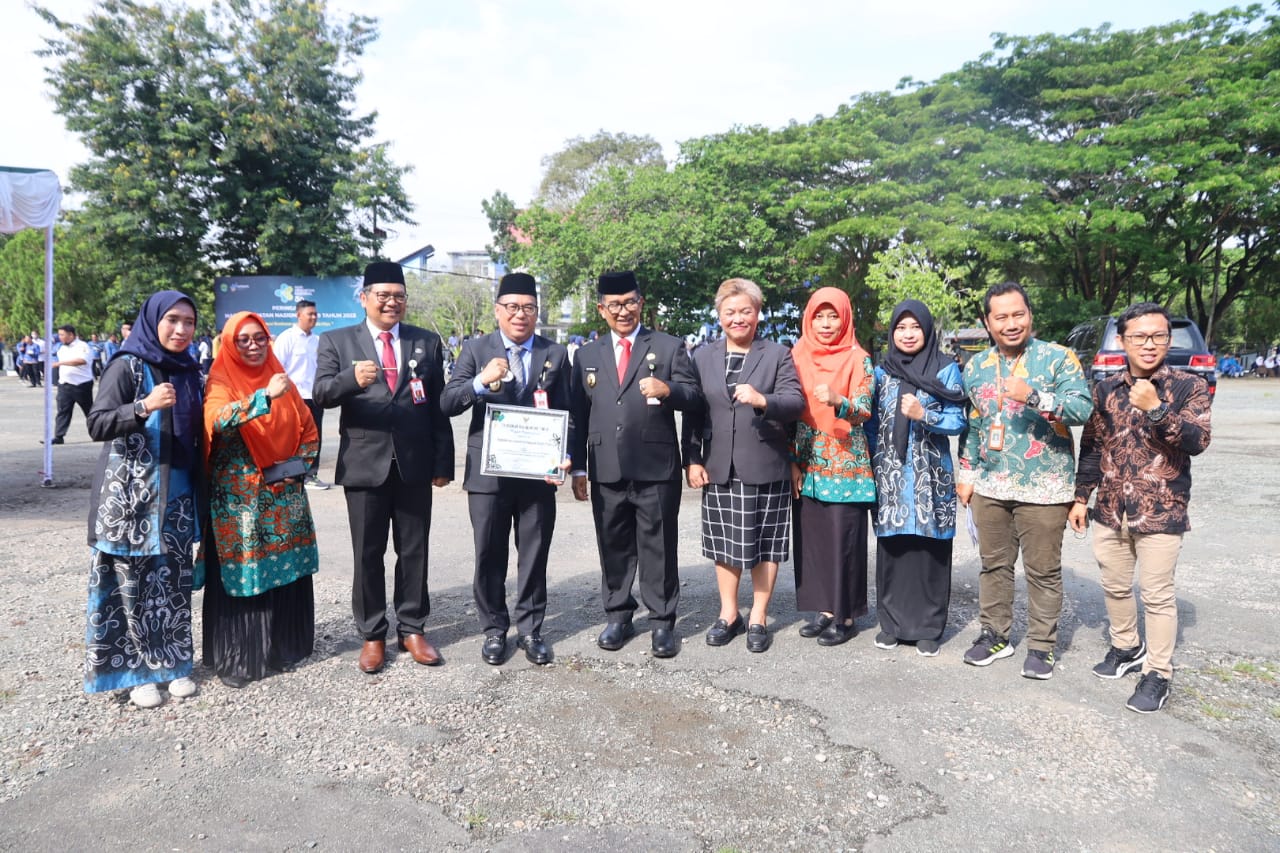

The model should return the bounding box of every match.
[213,276,364,336]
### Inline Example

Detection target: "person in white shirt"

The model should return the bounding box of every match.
[50,324,95,444]
[272,300,328,489]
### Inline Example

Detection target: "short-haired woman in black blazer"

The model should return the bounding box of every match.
[683,278,805,652]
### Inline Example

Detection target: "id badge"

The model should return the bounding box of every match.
[533,389,549,409]
[409,376,426,405]
[988,421,1005,451]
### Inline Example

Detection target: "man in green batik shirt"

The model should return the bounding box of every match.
[956,282,1093,680]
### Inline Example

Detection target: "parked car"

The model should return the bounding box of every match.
[1066,315,1217,401]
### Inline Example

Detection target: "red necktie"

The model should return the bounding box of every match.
[378,331,398,391]
[617,337,631,383]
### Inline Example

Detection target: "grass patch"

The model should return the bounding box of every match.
[1199,703,1233,721]
[0,688,16,703]
[1231,661,1277,684]
[539,809,579,823]
[1269,706,1280,721]
[464,811,488,830]
[1204,665,1234,683]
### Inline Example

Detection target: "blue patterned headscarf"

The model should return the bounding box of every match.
[118,290,203,467]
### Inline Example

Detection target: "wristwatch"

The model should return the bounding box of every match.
[1024,389,1040,409]
[1146,403,1170,423]
[133,399,148,419]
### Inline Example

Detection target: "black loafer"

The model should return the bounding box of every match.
[481,633,506,665]
[517,634,552,665]
[705,615,745,646]
[745,623,772,653]
[817,621,856,646]
[799,614,834,638]
[219,674,251,689]
[651,627,679,658]
[597,620,635,651]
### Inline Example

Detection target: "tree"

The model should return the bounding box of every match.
[536,130,665,211]
[865,245,970,334]
[0,223,116,338]
[406,271,493,341]
[481,190,521,265]
[36,0,413,307]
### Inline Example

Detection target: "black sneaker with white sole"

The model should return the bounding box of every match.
[1021,649,1056,679]
[1126,671,1171,714]
[963,626,1014,666]
[1092,641,1147,679]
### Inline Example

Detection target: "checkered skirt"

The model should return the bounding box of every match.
[701,478,792,570]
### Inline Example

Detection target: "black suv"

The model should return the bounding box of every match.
[1066,315,1217,401]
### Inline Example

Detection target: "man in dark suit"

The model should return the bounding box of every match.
[569,271,703,658]
[313,261,455,674]
[441,273,572,666]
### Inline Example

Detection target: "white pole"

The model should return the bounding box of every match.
[41,224,54,486]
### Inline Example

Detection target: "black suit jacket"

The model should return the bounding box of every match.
[312,321,454,488]
[569,327,702,484]
[440,331,572,493]
[682,337,805,485]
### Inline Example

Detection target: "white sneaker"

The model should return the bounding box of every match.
[168,677,198,698]
[130,683,164,709]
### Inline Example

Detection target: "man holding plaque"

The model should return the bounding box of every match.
[569,271,703,658]
[441,272,572,666]
[313,261,454,675]
[955,282,1092,679]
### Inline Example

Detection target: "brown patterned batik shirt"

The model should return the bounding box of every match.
[1074,364,1212,534]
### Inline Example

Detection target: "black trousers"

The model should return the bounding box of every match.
[303,399,324,476]
[590,479,681,628]
[55,381,94,439]
[468,479,556,638]
[343,466,433,640]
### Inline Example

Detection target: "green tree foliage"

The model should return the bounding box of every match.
[536,130,665,211]
[494,8,1280,345]
[405,271,494,342]
[0,224,116,338]
[865,245,971,335]
[35,0,411,307]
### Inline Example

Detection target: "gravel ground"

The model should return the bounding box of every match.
[0,375,1277,852]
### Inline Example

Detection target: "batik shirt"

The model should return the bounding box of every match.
[1074,365,1211,534]
[791,355,876,503]
[957,338,1092,504]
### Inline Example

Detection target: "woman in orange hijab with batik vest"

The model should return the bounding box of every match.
[789,287,876,647]
[202,311,319,688]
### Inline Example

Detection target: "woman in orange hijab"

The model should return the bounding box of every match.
[789,287,876,646]
[202,311,319,688]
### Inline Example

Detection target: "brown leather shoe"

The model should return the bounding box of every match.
[358,639,385,673]
[398,632,443,666]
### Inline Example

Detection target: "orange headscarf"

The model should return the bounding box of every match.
[791,287,869,438]
[204,311,311,470]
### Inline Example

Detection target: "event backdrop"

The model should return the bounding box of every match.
[213,276,363,335]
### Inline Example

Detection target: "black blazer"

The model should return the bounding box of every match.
[440,331,572,493]
[569,327,702,484]
[682,337,805,485]
[313,321,454,488]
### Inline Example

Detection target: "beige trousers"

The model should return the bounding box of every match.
[1092,523,1183,678]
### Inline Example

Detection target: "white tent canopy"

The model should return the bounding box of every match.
[1,167,63,485]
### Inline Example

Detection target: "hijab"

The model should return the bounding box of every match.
[203,311,311,471]
[881,299,967,460]
[118,290,203,468]
[791,287,869,438]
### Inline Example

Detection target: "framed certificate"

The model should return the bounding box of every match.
[480,404,569,483]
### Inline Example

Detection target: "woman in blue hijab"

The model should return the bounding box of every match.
[84,291,205,709]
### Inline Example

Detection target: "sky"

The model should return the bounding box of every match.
[4,0,1224,267]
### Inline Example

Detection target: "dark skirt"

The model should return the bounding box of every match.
[793,497,870,622]
[201,541,314,682]
[875,534,952,641]
[701,478,791,571]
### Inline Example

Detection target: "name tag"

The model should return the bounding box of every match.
[533,389,549,409]
[988,421,1005,451]
[409,376,426,404]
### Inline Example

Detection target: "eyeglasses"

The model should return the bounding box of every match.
[365,290,407,304]
[234,334,270,348]
[497,302,538,317]
[600,298,642,315]
[1123,332,1171,346]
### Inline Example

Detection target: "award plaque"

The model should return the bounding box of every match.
[480,404,569,483]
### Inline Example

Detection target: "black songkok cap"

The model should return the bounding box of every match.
[598,270,640,296]
[363,261,405,288]
[497,272,538,298]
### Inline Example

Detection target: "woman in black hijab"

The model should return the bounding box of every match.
[868,300,968,656]
[84,291,204,709]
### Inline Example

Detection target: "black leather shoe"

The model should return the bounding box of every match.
[706,616,746,646]
[799,613,834,639]
[517,634,552,665]
[745,623,772,653]
[481,633,506,665]
[219,674,251,689]
[817,621,856,647]
[651,627,679,658]
[597,620,635,651]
